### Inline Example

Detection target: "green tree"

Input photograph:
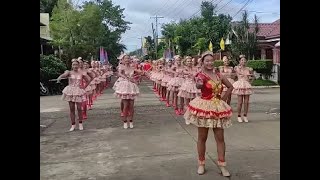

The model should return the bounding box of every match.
[230,11,259,60]
[161,1,232,56]
[193,38,207,55]
[143,36,157,59]
[40,0,59,16]
[157,41,166,58]
[40,54,67,82]
[50,0,130,66]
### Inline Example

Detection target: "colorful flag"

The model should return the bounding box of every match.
[208,41,213,52]
[220,38,225,51]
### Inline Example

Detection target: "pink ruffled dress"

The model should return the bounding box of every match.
[150,69,158,82]
[161,67,172,87]
[62,73,87,102]
[167,68,185,92]
[113,69,140,99]
[178,68,199,99]
[154,67,164,84]
[232,67,253,95]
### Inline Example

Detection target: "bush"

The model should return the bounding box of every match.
[214,59,273,79]
[40,55,67,82]
[247,60,273,77]
[247,59,273,70]
[251,79,277,86]
[214,60,223,67]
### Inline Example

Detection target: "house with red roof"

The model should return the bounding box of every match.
[254,19,280,83]
[252,19,280,64]
[231,19,280,83]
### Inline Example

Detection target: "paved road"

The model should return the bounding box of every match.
[40,78,280,180]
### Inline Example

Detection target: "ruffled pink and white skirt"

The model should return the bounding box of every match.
[161,75,172,87]
[232,79,253,95]
[177,78,199,98]
[62,86,86,102]
[150,72,158,82]
[167,77,184,91]
[154,72,164,84]
[113,77,125,90]
[114,80,140,100]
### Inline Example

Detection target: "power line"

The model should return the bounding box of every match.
[216,0,234,12]
[248,10,280,15]
[232,0,253,18]
[223,0,247,15]
[152,0,171,16]
[163,0,191,19]
[123,0,174,41]
[173,0,201,20]
[139,0,173,35]
[187,0,222,20]
[173,0,234,21]
[159,0,186,17]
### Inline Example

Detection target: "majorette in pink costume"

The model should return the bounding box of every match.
[166,66,184,92]
[164,61,174,107]
[113,68,140,100]
[154,64,164,85]
[178,66,199,99]
[83,61,95,109]
[89,67,97,102]
[62,72,87,103]
[184,72,232,128]
[149,60,158,83]
[232,66,253,95]
[161,65,172,87]
[57,58,90,132]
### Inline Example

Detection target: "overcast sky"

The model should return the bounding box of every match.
[76,0,280,53]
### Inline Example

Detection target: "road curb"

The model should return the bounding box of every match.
[252,85,280,89]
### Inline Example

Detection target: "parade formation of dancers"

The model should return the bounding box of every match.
[55,52,255,177]
[56,58,114,131]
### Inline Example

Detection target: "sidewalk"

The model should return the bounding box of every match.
[40,80,280,180]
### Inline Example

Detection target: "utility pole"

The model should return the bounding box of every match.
[151,23,155,59]
[150,15,164,59]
